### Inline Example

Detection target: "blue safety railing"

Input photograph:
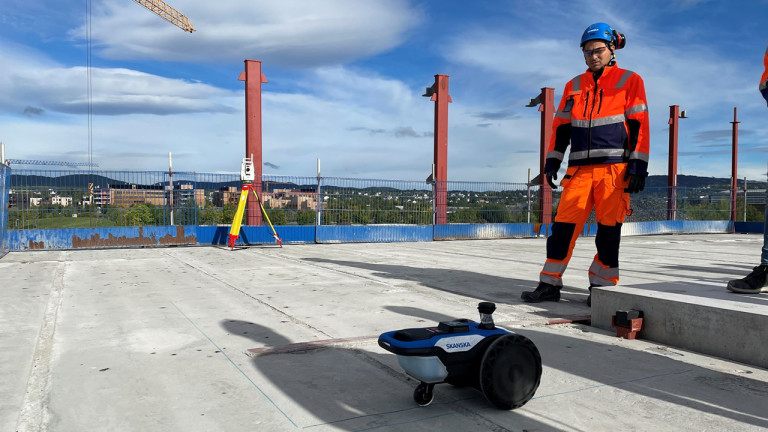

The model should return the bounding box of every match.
[3,169,764,250]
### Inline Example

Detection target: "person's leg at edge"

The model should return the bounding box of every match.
[522,167,594,303]
[727,156,768,294]
[586,164,630,306]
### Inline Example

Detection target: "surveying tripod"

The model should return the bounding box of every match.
[227,157,282,249]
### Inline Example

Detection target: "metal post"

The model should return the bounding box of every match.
[527,168,531,224]
[169,152,174,226]
[424,75,451,225]
[316,158,322,227]
[731,107,740,224]
[743,177,748,222]
[536,88,554,226]
[240,60,268,226]
[668,105,679,220]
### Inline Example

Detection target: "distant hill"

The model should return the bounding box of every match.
[646,175,767,190]
[8,172,767,191]
[9,174,130,189]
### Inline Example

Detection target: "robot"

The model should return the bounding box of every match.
[378,302,542,409]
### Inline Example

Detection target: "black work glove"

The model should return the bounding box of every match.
[545,170,558,189]
[624,172,646,193]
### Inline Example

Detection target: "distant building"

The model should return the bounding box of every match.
[51,196,72,207]
[213,186,240,207]
[8,189,39,208]
[92,186,111,206]
[8,189,16,208]
[212,186,318,210]
[263,188,317,211]
[169,183,205,208]
[108,184,166,207]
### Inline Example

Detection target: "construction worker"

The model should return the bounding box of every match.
[521,22,649,304]
[726,42,768,294]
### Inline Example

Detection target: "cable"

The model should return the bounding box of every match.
[85,0,93,171]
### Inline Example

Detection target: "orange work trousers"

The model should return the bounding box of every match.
[540,163,630,288]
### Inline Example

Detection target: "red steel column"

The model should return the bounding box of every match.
[239,60,268,226]
[429,75,451,225]
[539,88,554,225]
[668,105,679,220]
[731,107,740,224]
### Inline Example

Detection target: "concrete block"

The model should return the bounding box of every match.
[592,286,768,369]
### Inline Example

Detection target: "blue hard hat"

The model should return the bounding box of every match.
[581,22,614,47]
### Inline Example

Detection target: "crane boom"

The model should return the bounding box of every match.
[7,159,99,168]
[133,0,196,33]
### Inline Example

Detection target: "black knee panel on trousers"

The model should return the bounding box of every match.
[595,223,623,267]
[547,222,576,260]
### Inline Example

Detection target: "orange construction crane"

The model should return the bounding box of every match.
[133,0,196,33]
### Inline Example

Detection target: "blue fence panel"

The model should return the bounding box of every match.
[316,225,433,243]
[196,225,315,246]
[622,220,731,236]
[7,226,198,250]
[734,222,763,233]
[434,223,538,240]
[0,162,9,257]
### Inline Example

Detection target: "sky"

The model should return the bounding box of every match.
[1,0,768,183]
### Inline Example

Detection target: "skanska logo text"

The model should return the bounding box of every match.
[446,342,472,349]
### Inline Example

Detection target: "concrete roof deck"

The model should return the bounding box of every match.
[2,233,767,431]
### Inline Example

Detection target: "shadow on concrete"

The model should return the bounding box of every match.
[380,305,768,429]
[525,326,768,428]
[619,280,768,307]
[219,319,556,431]
[302,257,591,316]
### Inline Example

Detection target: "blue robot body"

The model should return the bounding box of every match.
[378,304,542,409]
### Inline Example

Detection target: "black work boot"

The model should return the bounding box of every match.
[521,282,561,303]
[727,265,768,294]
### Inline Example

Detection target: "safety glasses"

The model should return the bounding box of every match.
[583,46,609,57]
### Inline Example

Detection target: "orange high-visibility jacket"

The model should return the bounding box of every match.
[545,64,650,177]
[761,43,768,104]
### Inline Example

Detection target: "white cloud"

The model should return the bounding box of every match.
[1,64,533,181]
[0,41,240,116]
[78,0,423,66]
[449,33,575,89]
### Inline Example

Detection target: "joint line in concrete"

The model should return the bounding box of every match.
[170,301,298,428]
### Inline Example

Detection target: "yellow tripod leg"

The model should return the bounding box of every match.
[251,188,283,247]
[227,188,249,249]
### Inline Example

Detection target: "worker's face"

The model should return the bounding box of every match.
[582,40,612,72]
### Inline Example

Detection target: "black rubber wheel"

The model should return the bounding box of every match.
[413,382,434,406]
[479,334,542,410]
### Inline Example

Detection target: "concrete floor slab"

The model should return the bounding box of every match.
[1,234,767,431]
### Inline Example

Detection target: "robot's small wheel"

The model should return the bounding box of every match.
[479,334,542,410]
[413,382,435,406]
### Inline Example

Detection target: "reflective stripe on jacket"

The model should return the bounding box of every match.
[545,64,650,177]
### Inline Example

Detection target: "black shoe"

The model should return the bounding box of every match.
[727,265,768,294]
[521,282,561,303]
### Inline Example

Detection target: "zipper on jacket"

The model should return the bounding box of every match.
[587,81,599,159]
[583,91,590,117]
[597,89,604,114]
